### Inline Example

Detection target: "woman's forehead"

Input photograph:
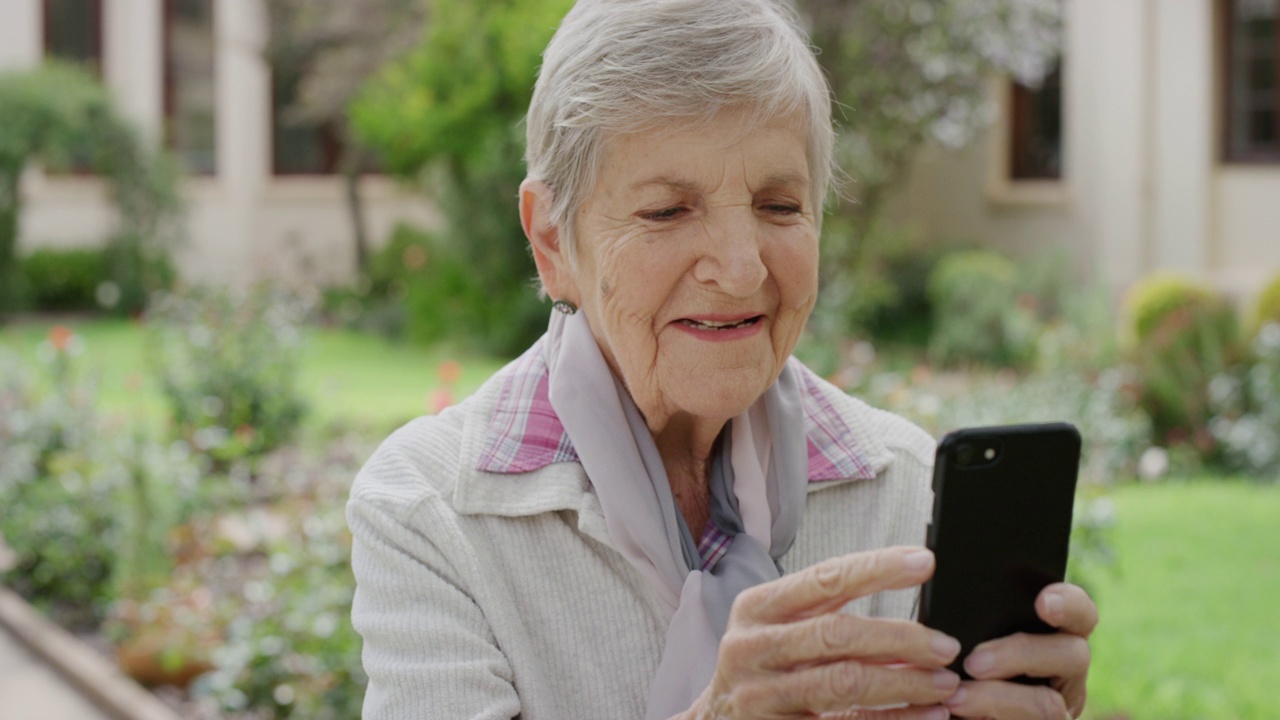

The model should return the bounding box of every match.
[595,112,811,193]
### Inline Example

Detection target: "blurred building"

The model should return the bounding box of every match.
[0,0,436,288]
[897,0,1280,300]
[1,1,1277,298]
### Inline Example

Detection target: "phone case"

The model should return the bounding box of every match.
[917,422,1081,681]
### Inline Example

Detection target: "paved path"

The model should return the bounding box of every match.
[0,587,181,720]
[0,623,117,720]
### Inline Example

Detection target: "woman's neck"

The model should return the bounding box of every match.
[652,415,725,535]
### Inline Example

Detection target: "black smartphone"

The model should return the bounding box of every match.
[917,422,1081,681]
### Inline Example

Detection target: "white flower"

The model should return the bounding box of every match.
[1138,446,1169,482]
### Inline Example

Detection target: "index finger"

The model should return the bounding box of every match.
[1037,583,1099,638]
[734,546,935,625]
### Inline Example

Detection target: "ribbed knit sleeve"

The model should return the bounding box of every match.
[348,421,522,720]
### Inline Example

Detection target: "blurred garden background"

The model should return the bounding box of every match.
[1,1,1278,719]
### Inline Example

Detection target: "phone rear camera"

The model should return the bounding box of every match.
[955,443,976,466]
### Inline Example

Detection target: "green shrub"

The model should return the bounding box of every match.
[858,232,949,347]
[20,247,107,311]
[196,501,365,719]
[146,287,309,466]
[0,62,182,318]
[1209,322,1280,478]
[1124,273,1244,447]
[0,331,198,629]
[101,232,177,316]
[926,249,1039,367]
[1251,274,1280,335]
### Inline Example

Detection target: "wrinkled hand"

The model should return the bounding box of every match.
[683,546,961,720]
[944,583,1097,720]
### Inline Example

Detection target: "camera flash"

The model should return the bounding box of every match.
[984,448,996,460]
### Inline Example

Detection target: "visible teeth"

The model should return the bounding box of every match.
[680,317,756,330]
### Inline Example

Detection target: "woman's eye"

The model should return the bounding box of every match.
[639,206,686,221]
[761,203,802,215]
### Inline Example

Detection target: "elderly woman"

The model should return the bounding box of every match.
[347,1,1096,718]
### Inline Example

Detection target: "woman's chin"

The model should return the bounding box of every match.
[664,374,771,421]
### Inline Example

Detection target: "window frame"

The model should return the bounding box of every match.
[1221,0,1280,164]
[1009,62,1064,181]
[161,0,219,176]
[42,0,105,75]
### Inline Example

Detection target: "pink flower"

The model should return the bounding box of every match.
[429,388,455,414]
[437,360,462,385]
[48,325,74,352]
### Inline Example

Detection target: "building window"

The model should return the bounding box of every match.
[1224,0,1280,162]
[271,67,343,175]
[163,0,218,175]
[43,0,103,74]
[1009,62,1063,180]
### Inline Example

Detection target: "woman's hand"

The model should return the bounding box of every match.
[683,546,961,720]
[943,583,1097,720]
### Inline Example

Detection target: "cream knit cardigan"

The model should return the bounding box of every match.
[347,361,936,719]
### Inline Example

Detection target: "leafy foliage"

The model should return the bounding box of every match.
[20,247,107,311]
[146,287,310,465]
[351,0,574,355]
[196,498,365,719]
[0,330,199,630]
[264,0,427,274]
[1251,273,1280,335]
[1209,323,1280,478]
[1124,273,1245,447]
[799,0,1062,337]
[926,249,1039,367]
[0,62,181,317]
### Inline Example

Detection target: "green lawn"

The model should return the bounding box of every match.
[0,317,507,434]
[1085,480,1280,720]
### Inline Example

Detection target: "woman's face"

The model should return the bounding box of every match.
[566,110,819,430]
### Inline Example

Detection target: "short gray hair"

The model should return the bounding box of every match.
[525,0,836,261]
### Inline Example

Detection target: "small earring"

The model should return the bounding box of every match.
[552,299,578,315]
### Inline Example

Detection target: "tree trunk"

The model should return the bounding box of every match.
[0,166,23,317]
[340,144,370,278]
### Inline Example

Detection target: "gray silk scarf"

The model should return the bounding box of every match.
[545,311,809,719]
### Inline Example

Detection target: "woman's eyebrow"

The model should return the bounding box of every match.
[757,171,809,190]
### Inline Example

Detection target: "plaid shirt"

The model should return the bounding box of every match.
[477,338,876,571]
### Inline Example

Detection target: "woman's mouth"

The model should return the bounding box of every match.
[677,316,763,331]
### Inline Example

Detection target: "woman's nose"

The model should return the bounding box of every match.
[692,211,767,297]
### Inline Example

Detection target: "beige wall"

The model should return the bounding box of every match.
[893,0,1280,305]
[1214,169,1280,293]
[1,0,438,289]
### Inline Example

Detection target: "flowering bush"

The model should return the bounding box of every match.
[197,502,365,719]
[926,249,1040,368]
[1251,274,1280,334]
[147,287,310,466]
[1209,323,1280,478]
[153,434,377,719]
[859,364,1149,486]
[1124,273,1244,449]
[0,329,199,629]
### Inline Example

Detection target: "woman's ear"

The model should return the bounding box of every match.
[520,179,574,301]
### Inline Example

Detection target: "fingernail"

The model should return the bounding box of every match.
[932,669,960,690]
[931,632,961,660]
[965,650,994,676]
[944,686,968,707]
[905,549,933,572]
[924,706,951,720]
[1045,589,1065,621]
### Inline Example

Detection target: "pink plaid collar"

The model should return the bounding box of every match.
[475,337,877,571]
[477,337,876,482]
